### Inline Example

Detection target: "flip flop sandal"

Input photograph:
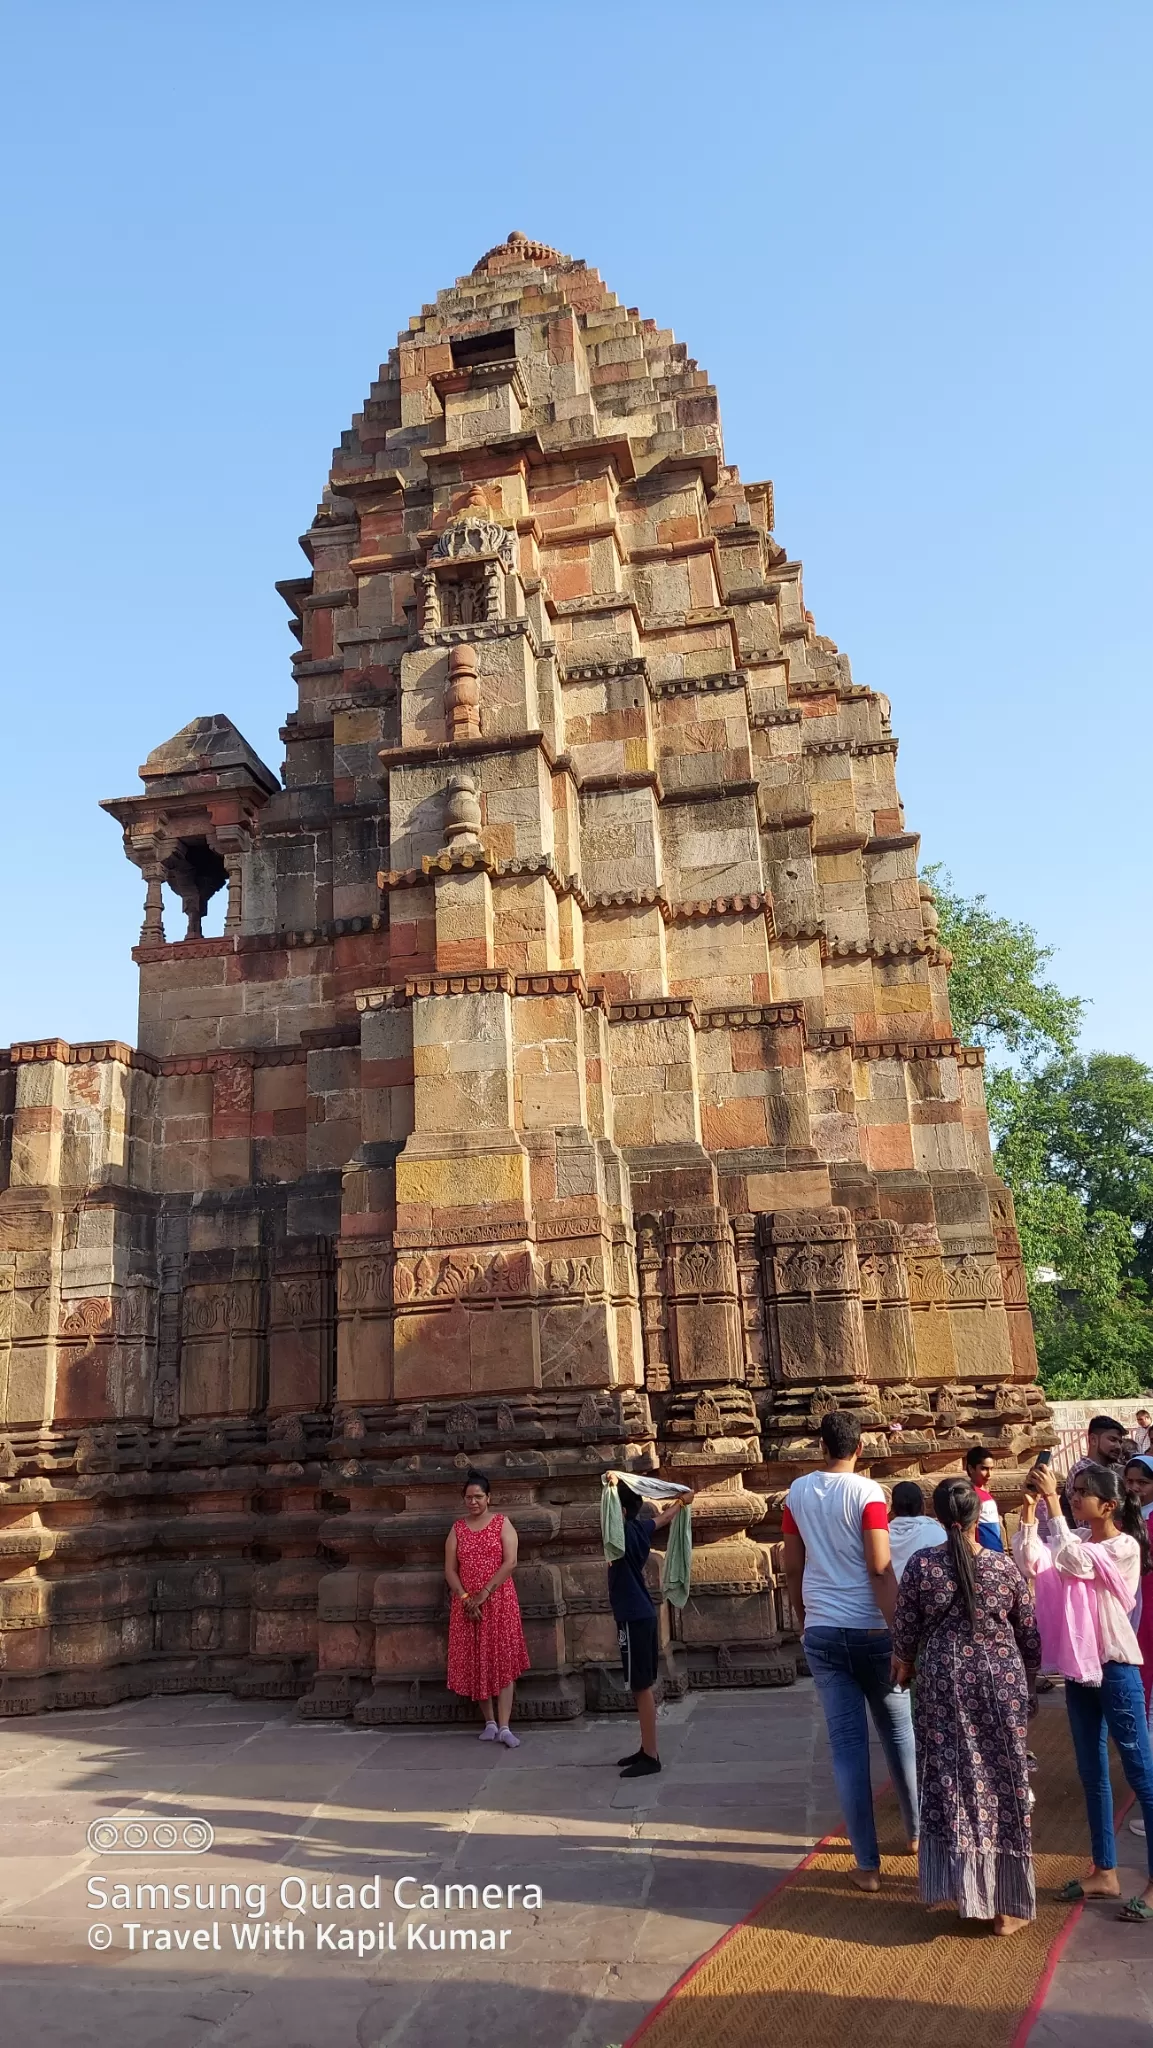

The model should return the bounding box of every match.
[1056,1880,1084,1902]
[1117,1897,1153,1923]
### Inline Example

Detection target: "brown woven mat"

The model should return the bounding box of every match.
[626,1694,1126,2048]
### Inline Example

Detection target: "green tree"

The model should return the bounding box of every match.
[925,865,1082,1062]
[928,868,1153,1395]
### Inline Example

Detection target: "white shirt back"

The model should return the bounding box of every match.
[785,1469,889,1629]
[888,1514,948,1581]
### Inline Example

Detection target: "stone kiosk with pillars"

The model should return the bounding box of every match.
[0,233,1052,1719]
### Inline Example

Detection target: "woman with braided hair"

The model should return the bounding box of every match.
[892,1475,1041,1934]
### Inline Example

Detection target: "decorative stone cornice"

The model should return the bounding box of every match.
[824,934,949,965]
[159,1047,308,1076]
[853,1036,973,1063]
[663,892,770,925]
[6,1038,155,1072]
[405,972,513,1000]
[420,848,496,878]
[418,617,546,658]
[650,669,748,698]
[806,1028,983,1066]
[561,657,649,687]
[608,997,700,1028]
[750,709,802,728]
[513,971,601,1006]
[584,886,663,910]
[700,1002,806,1032]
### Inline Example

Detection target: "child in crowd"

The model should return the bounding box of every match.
[888,1480,947,1580]
[965,1445,1006,1551]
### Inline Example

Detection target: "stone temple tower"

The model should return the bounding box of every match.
[0,234,1051,1719]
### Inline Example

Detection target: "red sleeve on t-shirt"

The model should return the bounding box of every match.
[781,1505,799,1535]
[861,1501,889,1531]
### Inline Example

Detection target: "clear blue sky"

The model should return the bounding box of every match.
[2,3,1149,1058]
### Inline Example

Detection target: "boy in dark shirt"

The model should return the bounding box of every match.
[609,1480,693,1778]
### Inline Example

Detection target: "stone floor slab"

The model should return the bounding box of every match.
[0,1681,1127,2046]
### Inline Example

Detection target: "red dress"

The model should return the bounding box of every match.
[447,1514,530,1702]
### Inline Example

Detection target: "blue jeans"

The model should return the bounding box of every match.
[803,1626,919,1870]
[1066,1663,1153,1879]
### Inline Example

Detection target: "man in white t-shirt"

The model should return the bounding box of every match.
[783,1410,919,1889]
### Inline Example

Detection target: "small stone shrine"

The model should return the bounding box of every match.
[0,234,1052,1718]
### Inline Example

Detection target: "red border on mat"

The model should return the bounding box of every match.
[623,1788,1138,2048]
[1008,1902,1083,2048]
[622,1825,843,2047]
[1008,1786,1137,2048]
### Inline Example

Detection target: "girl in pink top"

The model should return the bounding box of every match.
[1123,1455,1153,1717]
[1015,1460,1153,1920]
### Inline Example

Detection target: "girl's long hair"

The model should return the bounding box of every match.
[932,1476,982,1627]
[1078,1461,1152,1575]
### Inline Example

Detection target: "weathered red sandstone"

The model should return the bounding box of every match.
[0,233,1051,1719]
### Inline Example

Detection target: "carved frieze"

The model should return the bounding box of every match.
[430,514,517,573]
[759,1208,868,1384]
[392,1245,604,1305]
[944,1252,1004,1304]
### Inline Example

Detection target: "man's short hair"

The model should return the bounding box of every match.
[1088,1415,1125,1437]
[819,1410,862,1461]
[890,1480,925,1518]
[965,1445,993,1471]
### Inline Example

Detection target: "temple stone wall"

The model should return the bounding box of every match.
[0,232,1052,1718]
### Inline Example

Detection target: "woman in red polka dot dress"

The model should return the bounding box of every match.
[445,1469,530,1745]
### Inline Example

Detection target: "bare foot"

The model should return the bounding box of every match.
[993,1913,1028,1937]
[1082,1867,1122,1899]
[850,1869,881,1892]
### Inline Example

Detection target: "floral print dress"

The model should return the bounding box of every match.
[446,1514,530,1702]
[893,1545,1041,1920]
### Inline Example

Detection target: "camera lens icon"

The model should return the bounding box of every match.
[87,1816,214,1854]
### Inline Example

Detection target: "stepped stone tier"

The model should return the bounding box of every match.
[0,232,1052,1720]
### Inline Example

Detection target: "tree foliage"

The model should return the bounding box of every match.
[925,865,1082,1062]
[932,869,1153,1396]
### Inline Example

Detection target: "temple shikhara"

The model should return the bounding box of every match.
[0,234,1051,1718]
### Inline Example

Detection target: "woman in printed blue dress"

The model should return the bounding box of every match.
[892,1476,1041,1935]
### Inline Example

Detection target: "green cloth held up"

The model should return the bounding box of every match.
[600,1472,693,1610]
[600,1476,627,1563]
[661,1502,693,1609]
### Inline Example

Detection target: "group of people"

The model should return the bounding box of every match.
[784,1408,1153,1931]
[442,1465,692,1777]
[439,1410,1153,1929]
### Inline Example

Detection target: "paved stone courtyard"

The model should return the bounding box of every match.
[0,1686,1148,2047]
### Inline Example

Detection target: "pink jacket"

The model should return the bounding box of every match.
[1013,1523,1136,1685]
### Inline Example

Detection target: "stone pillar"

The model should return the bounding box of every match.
[222,854,243,934]
[140,864,167,945]
[445,645,481,741]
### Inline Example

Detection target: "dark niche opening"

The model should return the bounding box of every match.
[163,837,227,939]
[450,329,516,370]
